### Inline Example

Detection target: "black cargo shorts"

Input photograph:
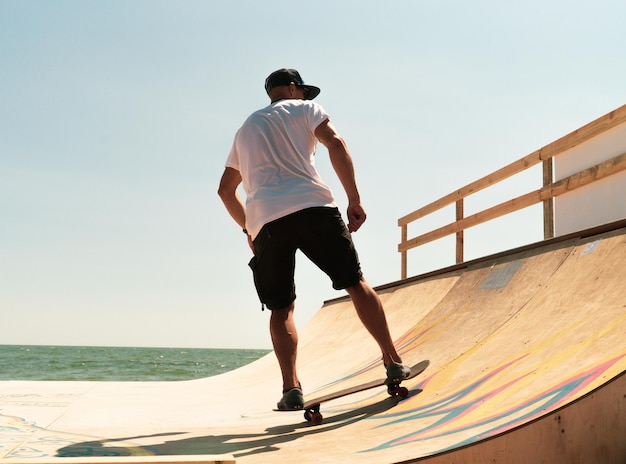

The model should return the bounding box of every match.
[248,207,363,310]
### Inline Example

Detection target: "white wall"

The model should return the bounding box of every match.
[554,123,626,236]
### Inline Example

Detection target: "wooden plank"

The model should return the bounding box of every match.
[397,151,542,226]
[542,151,626,199]
[538,103,626,159]
[399,191,540,252]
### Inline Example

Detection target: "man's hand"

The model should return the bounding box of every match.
[347,203,367,232]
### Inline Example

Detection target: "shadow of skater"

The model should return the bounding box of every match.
[57,391,422,460]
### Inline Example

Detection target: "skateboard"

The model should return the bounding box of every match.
[276,360,429,425]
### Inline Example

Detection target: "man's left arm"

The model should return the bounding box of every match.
[315,119,367,233]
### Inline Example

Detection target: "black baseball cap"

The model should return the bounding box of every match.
[264,68,321,100]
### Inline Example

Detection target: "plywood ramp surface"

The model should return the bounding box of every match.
[2,225,625,464]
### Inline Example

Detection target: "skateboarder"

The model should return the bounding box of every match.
[218,68,410,410]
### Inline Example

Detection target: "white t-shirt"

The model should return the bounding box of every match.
[225,99,337,239]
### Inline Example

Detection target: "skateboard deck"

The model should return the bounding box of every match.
[275,359,429,424]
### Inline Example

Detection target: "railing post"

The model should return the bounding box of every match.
[401,224,408,279]
[456,199,464,263]
[543,158,555,239]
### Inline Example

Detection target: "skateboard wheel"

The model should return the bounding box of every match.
[387,384,409,397]
[304,408,323,424]
[310,411,323,425]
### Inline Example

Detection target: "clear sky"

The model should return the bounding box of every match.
[2,0,625,349]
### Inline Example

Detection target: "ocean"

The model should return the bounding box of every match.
[0,345,271,382]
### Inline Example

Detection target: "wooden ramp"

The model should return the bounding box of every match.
[2,223,626,464]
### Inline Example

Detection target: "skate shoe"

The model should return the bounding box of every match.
[277,387,304,410]
[385,362,411,385]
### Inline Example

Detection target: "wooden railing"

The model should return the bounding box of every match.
[398,104,626,279]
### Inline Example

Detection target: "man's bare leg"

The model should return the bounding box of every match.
[269,302,301,391]
[345,278,402,366]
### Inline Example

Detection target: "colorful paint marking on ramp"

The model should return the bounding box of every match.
[1,225,625,464]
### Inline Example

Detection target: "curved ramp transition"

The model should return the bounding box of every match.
[2,223,626,464]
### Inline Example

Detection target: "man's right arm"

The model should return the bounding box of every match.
[218,167,255,250]
[218,167,247,231]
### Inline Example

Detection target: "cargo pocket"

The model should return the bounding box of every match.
[248,256,266,311]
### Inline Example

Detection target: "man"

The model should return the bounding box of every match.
[218,68,409,410]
